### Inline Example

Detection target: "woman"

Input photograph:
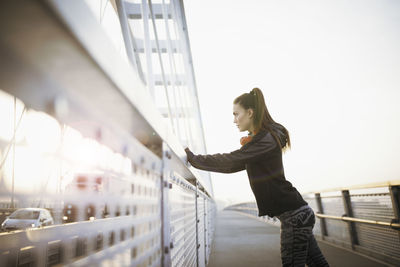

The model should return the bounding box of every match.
[185,88,329,267]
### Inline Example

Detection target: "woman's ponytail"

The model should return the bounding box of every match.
[234,87,291,151]
[250,87,266,133]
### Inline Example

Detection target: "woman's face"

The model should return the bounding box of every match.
[233,103,254,132]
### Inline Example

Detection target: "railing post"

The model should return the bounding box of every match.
[195,180,199,267]
[342,190,359,248]
[161,144,172,267]
[204,197,208,266]
[315,193,328,237]
[389,185,400,239]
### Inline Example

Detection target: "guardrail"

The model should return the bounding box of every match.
[0,174,215,266]
[315,213,400,230]
[0,143,216,267]
[0,1,216,266]
[225,182,400,266]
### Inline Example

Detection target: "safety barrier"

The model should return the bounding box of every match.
[0,137,215,266]
[225,182,400,266]
[0,0,215,266]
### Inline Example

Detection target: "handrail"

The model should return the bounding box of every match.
[225,206,400,230]
[302,180,400,195]
[226,206,258,211]
[315,213,400,230]
[225,185,400,266]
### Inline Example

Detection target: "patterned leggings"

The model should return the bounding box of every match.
[277,205,329,267]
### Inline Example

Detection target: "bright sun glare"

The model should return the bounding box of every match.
[0,90,132,195]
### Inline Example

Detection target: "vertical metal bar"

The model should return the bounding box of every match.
[159,0,178,116]
[390,185,400,219]
[161,0,191,146]
[141,0,155,98]
[389,185,400,239]
[203,196,207,265]
[7,249,18,267]
[177,86,192,146]
[36,242,47,267]
[11,96,16,209]
[181,86,195,148]
[342,190,359,248]
[174,0,207,154]
[315,193,328,237]
[169,0,197,150]
[161,143,172,267]
[167,1,196,148]
[115,0,138,70]
[147,0,177,136]
[115,0,146,83]
[195,180,199,267]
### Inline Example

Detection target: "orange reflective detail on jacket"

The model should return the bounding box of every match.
[240,131,258,146]
[240,136,252,146]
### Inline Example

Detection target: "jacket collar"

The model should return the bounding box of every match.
[252,129,268,142]
[241,129,268,148]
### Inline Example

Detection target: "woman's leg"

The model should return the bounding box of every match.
[279,205,329,266]
[306,234,329,267]
[280,224,312,266]
[280,222,294,266]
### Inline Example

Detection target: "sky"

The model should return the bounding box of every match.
[184,0,400,205]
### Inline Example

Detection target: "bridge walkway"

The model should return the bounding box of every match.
[208,210,391,267]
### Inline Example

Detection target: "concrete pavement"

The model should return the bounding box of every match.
[207,210,390,267]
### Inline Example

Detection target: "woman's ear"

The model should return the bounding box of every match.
[248,108,254,118]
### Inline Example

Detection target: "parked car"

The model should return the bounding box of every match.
[1,208,54,231]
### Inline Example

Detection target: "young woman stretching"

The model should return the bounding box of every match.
[185,88,329,267]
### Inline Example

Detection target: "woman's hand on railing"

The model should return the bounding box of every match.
[184,147,194,166]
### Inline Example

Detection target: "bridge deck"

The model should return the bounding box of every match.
[208,210,389,267]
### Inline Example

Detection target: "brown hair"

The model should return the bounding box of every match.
[233,88,291,150]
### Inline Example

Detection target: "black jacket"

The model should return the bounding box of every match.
[185,127,307,217]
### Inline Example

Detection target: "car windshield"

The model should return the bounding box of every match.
[9,210,40,220]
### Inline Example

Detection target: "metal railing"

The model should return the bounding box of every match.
[225,182,400,266]
[315,213,400,230]
[0,166,215,267]
[0,1,216,266]
[0,107,216,266]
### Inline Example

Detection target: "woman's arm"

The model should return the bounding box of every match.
[185,148,246,173]
[184,135,277,173]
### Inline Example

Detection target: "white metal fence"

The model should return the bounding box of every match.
[0,0,215,266]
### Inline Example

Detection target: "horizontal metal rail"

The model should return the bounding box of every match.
[303,180,400,195]
[227,207,400,230]
[226,185,400,266]
[228,206,258,211]
[315,213,400,230]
